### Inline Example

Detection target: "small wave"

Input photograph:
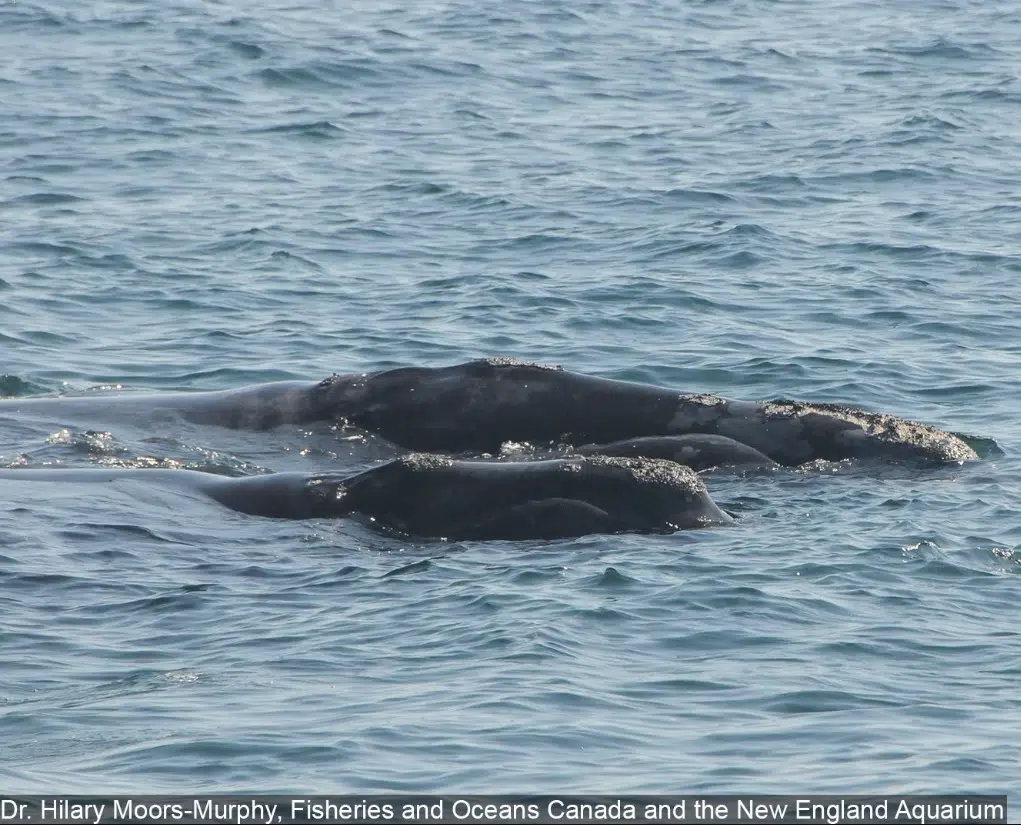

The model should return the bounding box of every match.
[256,60,381,89]
[662,187,735,203]
[717,250,764,269]
[734,173,807,192]
[896,113,965,131]
[0,375,45,397]
[251,120,347,139]
[383,559,433,577]
[591,566,640,589]
[3,239,79,256]
[102,590,209,615]
[764,689,902,714]
[227,40,264,60]
[868,38,996,61]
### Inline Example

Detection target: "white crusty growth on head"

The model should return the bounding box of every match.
[480,356,563,371]
[582,454,706,494]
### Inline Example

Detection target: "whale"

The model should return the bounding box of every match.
[314,358,978,465]
[0,454,732,540]
[576,434,777,471]
[1,357,977,465]
[0,380,335,430]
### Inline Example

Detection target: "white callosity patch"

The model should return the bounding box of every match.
[581,454,706,495]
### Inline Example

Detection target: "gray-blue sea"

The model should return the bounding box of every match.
[2,0,1020,797]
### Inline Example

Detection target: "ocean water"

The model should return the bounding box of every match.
[2,0,1020,797]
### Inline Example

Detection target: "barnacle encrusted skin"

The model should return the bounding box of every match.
[480,356,562,371]
[396,452,456,470]
[581,454,706,494]
[681,393,727,407]
[670,394,729,430]
[761,399,977,462]
[316,374,343,390]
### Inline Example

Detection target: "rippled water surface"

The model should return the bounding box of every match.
[2,0,1020,796]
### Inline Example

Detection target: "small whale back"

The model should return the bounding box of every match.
[577,434,777,471]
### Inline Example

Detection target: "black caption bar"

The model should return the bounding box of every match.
[0,796,1007,825]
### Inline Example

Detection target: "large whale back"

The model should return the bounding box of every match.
[323,359,977,465]
[321,358,683,453]
[1,357,978,465]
